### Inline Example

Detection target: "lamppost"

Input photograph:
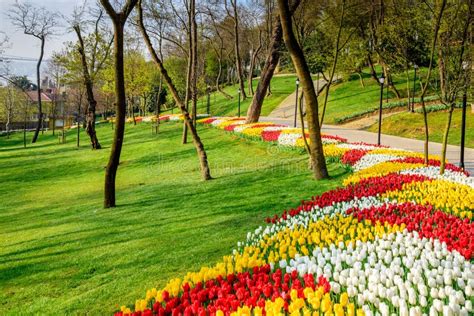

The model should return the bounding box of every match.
[407,63,412,112]
[294,78,300,127]
[412,63,418,112]
[460,61,469,170]
[237,88,241,117]
[378,73,385,146]
[206,85,211,115]
[386,67,389,103]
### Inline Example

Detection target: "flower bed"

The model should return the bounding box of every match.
[115,116,473,316]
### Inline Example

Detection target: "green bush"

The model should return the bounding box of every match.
[414,102,463,113]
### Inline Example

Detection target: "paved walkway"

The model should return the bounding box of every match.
[260,116,474,174]
[268,79,326,118]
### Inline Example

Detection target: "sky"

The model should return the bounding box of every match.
[0,0,82,78]
[0,0,77,59]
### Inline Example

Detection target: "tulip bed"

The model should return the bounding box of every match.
[157,114,210,122]
[115,117,473,316]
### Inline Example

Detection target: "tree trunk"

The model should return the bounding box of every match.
[357,71,365,87]
[438,46,447,100]
[405,61,411,111]
[102,5,132,208]
[278,0,328,180]
[52,104,56,136]
[298,91,310,156]
[248,34,263,97]
[245,2,299,123]
[5,87,13,139]
[384,66,401,99]
[440,104,454,174]
[367,53,381,85]
[138,0,211,180]
[190,0,198,127]
[32,37,45,143]
[182,2,193,144]
[216,53,233,99]
[131,98,137,125]
[5,112,10,138]
[419,0,447,164]
[231,0,247,100]
[74,25,102,149]
[245,18,282,123]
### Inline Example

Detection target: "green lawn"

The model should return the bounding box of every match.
[320,67,431,124]
[0,123,346,315]
[366,108,474,148]
[163,75,298,117]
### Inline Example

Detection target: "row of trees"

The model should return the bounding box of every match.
[1,0,471,208]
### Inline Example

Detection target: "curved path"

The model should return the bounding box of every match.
[260,116,474,174]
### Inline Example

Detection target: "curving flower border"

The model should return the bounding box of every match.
[114,117,473,316]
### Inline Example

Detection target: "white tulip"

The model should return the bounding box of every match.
[429,306,438,316]
[379,302,389,316]
[449,301,460,315]
[428,277,437,288]
[465,300,472,312]
[465,285,472,296]
[392,295,400,307]
[399,302,409,316]
[409,306,421,316]
[408,288,416,305]
[438,287,446,299]
[433,299,443,312]
[455,290,465,305]
[419,295,427,307]
[442,305,453,316]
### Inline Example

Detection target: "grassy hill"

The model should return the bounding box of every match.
[366,108,474,148]
[0,123,346,314]
[319,67,431,124]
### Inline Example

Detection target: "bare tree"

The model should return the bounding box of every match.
[182,0,199,142]
[226,0,247,99]
[71,3,113,149]
[245,1,298,123]
[0,32,9,55]
[204,5,233,99]
[191,0,198,127]
[46,55,67,136]
[246,7,264,97]
[8,0,59,143]
[100,0,139,208]
[138,0,212,180]
[278,0,328,180]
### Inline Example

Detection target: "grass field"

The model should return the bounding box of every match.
[0,123,347,315]
[366,108,474,148]
[320,68,431,124]
[163,75,298,117]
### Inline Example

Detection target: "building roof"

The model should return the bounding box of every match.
[26,91,52,102]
